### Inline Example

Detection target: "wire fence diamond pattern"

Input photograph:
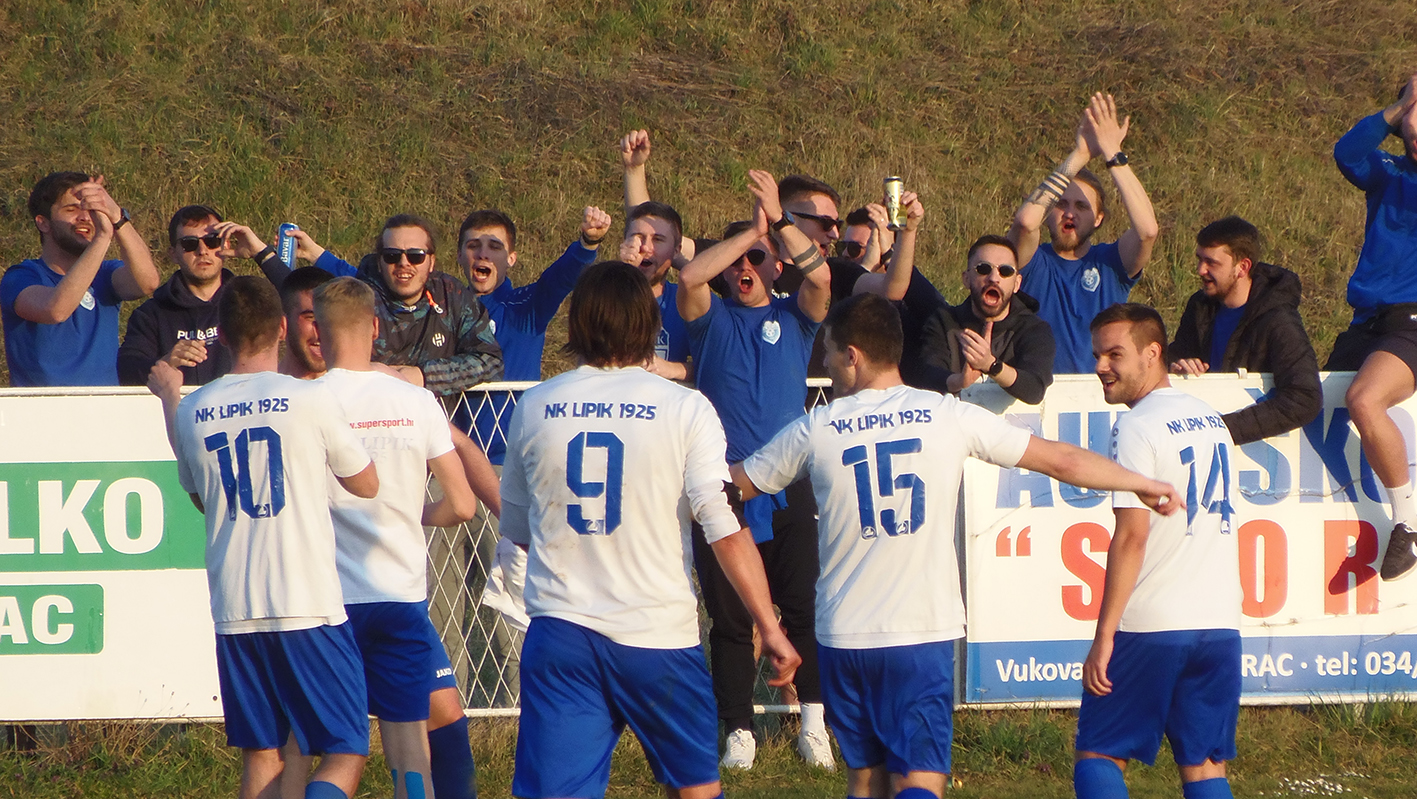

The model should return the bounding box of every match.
[431,380,833,715]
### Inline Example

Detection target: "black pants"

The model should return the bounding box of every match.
[692,478,821,732]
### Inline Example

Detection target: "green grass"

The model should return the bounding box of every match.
[3,0,1416,381]
[7,705,1417,797]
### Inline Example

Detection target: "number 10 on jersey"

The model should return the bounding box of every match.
[843,438,925,539]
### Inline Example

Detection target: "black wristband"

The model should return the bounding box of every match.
[580,233,604,248]
[721,481,748,528]
[253,245,278,264]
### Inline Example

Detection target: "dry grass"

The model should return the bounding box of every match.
[2,0,1416,380]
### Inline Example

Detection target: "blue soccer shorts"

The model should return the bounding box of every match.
[512,617,720,799]
[346,601,454,722]
[1076,629,1241,766]
[215,623,369,755]
[819,639,957,775]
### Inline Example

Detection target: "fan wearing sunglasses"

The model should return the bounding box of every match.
[908,235,1056,405]
[677,169,837,771]
[117,204,291,386]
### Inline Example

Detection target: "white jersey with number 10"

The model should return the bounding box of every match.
[744,384,1032,649]
[173,371,372,634]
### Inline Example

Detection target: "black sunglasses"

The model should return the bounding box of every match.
[836,241,866,259]
[794,212,842,232]
[742,249,769,266]
[178,234,224,253]
[380,248,430,265]
[974,262,1017,278]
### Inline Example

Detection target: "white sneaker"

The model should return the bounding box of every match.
[797,728,835,770]
[721,728,756,769]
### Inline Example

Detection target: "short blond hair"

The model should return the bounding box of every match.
[313,276,376,332]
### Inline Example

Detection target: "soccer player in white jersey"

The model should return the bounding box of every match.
[147,276,379,799]
[501,261,801,799]
[1074,303,1242,799]
[307,276,478,799]
[730,293,1182,799]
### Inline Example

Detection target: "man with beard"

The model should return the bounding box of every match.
[274,216,503,396]
[1329,74,1417,582]
[1009,93,1160,373]
[2,171,160,386]
[118,205,294,385]
[619,201,693,380]
[678,170,835,770]
[1167,217,1321,445]
[908,235,1055,404]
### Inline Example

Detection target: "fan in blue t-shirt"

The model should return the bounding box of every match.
[1008,93,1160,374]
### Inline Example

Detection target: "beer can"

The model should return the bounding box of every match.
[884,177,906,231]
[277,223,299,267]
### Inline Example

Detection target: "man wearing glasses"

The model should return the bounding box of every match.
[908,235,1055,405]
[272,215,504,397]
[118,205,293,385]
[678,170,836,771]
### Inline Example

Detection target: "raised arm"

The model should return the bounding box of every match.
[1009,117,1093,267]
[78,180,160,301]
[1335,73,1417,190]
[15,211,113,324]
[620,129,652,215]
[854,192,923,301]
[748,170,830,322]
[1085,93,1158,279]
[677,207,769,323]
[1015,435,1180,514]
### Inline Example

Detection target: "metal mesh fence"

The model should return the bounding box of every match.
[433,379,833,715]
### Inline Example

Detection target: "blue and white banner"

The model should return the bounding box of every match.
[962,373,1417,705]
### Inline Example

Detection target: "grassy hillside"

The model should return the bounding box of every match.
[2,0,1416,383]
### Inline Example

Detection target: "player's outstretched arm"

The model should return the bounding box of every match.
[1009,111,1093,268]
[1015,436,1181,514]
[710,529,802,687]
[1083,508,1150,696]
[450,424,501,519]
[336,462,379,499]
[423,450,479,528]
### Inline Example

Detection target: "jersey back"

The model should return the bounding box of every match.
[501,366,738,649]
[744,385,1031,648]
[174,372,372,632]
[1112,387,1242,633]
[318,369,454,604]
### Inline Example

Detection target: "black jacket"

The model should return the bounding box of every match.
[117,269,233,386]
[1169,261,1322,445]
[906,291,1056,405]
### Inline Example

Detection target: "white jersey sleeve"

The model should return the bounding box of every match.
[682,392,739,545]
[742,413,812,497]
[956,401,1032,469]
[423,392,455,460]
[499,402,532,547]
[1110,411,1157,510]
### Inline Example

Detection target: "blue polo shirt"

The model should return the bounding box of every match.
[1020,241,1137,373]
[1,258,124,386]
[466,241,596,464]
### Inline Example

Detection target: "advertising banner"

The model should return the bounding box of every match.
[0,391,220,721]
[964,373,1417,706]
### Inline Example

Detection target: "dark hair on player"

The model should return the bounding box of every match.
[279,266,336,314]
[628,201,683,244]
[563,261,660,368]
[966,234,1019,265]
[167,204,224,246]
[777,174,842,209]
[1196,216,1261,268]
[721,220,754,239]
[1090,302,1168,361]
[845,207,872,227]
[825,293,903,367]
[458,209,517,251]
[219,276,285,355]
[378,213,439,255]
[1072,168,1109,227]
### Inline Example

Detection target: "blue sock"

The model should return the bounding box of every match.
[304,781,348,799]
[1074,758,1128,799]
[895,788,939,799]
[1182,777,1233,799]
[429,716,477,799]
